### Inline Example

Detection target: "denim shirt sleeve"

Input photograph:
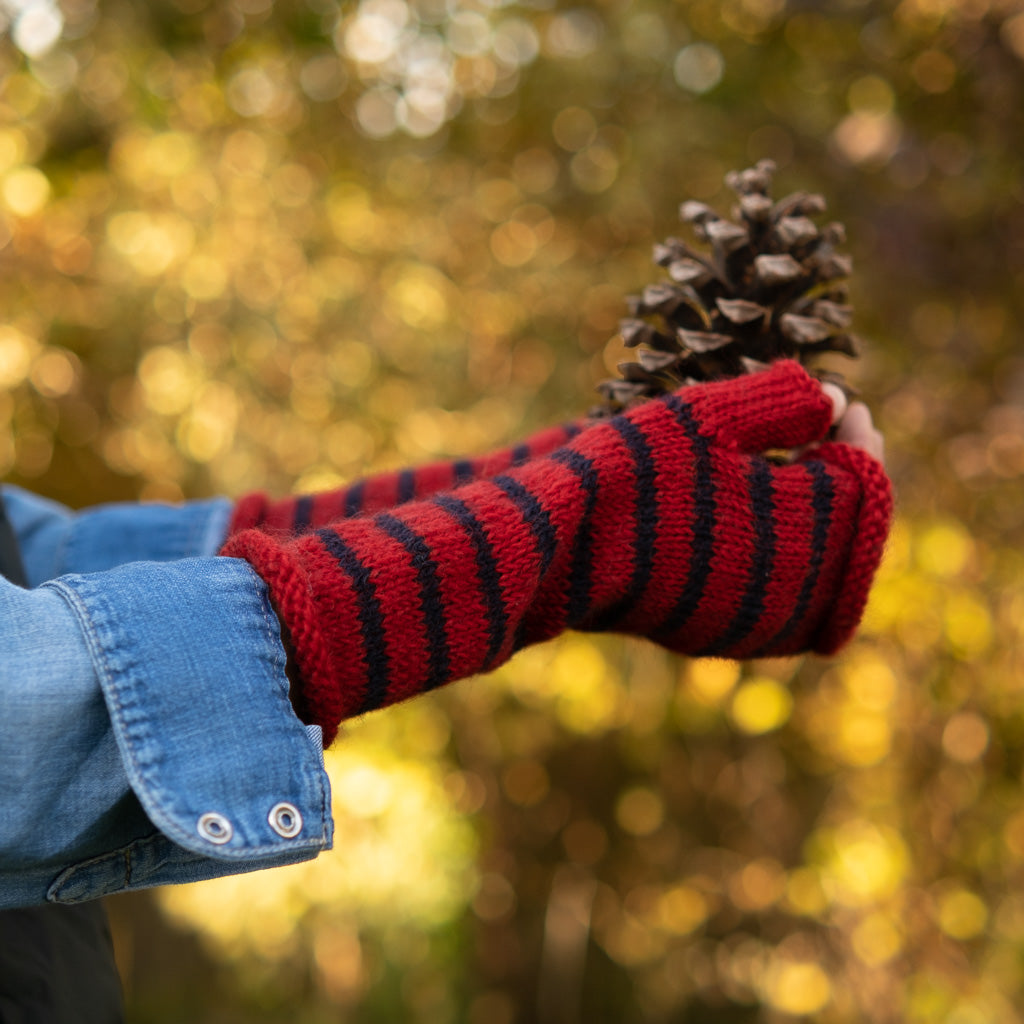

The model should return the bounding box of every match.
[2,484,233,585]
[0,487,333,908]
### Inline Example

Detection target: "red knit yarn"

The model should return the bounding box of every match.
[230,422,582,535]
[222,361,892,746]
[803,441,894,654]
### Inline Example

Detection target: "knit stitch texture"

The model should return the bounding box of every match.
[222,361,893,746]
[230,423,582,534]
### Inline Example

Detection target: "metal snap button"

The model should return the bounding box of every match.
[197,812,233,845]
[268,802,303,839]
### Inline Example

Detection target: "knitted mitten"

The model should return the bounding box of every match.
[230,423,583,534]
[222,361,892,746]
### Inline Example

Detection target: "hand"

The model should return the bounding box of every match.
[821,383,885,466]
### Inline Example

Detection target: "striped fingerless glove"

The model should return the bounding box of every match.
[222,361,892,746]
[230,422,583,534]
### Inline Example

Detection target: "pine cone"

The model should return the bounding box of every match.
[594,159,861,414]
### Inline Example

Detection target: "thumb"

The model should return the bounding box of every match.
[684,360,835,453]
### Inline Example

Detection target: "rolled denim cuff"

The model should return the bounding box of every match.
[41,557,332,902]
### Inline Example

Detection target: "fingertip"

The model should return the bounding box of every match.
[835,402,870,441]
[821,382,847,426]
[836,402,886,466]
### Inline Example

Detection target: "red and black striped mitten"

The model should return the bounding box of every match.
[230,422,583,534]
[222,361,892,746]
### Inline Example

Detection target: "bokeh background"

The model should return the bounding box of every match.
[1,0,1023,1020]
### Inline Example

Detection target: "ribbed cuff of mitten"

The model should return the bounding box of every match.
[226,529,347,737]
[229,422,583,536]
[805,441,893,654]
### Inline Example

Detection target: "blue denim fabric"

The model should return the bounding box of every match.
[0,486,333,909]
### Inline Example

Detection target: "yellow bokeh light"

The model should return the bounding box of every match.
[332,758,397,820]
[137,345,202,416]
[686,658,740,705]
[729,857,786,911]
[107,211,195,275]
[398,409,446,456]
[600,911,665,968]
[328,339,377,390]
[313,925,366,1004]
[832,111,901,165]
[916,519,972,577]
[765,960,832,1015]
[386,263,451,330]
[326,182,381,250]
[818,820,908,906]
[937,888,989,941]
[994,894,1024,944]
[841,652,898,710]
[615,787,665,836]
[731,677,793,734]
[785,868,828,916]
[2,165,50,217]
[325,420,375,470]
[942,711,990,764]
[474,178,521,222]
[1001,12,1024,59]
[848,74,896,115]
[0,326,37,388]
[159,727,479,957]
[836,710,892,767]
[551,106,597,152]
[657,884,709,935]
[177,382,239,462]
[570,144,619,194]
[182,254,229,301]
[490,220,538,267]
[0,129,26,174]
[512,147,559,194]
[30,348,78,397]
[146,131,198,179]
[944,591,993,659]
[549,637,623,734]
[292,467,346,493]
[852,911,904,966]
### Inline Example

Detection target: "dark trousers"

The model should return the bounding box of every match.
[0,902,124,1024]
[0,494,124,1023]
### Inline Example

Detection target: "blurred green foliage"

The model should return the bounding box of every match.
[3,0,1024,1020]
